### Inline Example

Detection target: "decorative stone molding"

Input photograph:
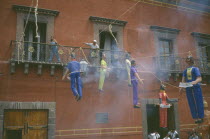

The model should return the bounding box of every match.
[150,26,180,34]
[12,5,59,16]
[191,32,210,39]
[0,101,56,139]
[89,16,127,26]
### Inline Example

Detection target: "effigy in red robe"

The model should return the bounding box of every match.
[159,86,170,128]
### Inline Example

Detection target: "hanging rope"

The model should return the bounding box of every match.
[109,24,118,46]
[34,0,40,38]
[79,47,90,64]
[16,0,34,64]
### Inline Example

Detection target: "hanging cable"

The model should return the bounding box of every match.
[34,0,40,38]
[16,0,34,64]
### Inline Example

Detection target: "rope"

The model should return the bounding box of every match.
[34,0,40,38]
[79,47,90,64]
[17,0,34,64]
[96,1,140,40]
[138,62,180,89]
[81,1,140,49]
[109,24,118,46]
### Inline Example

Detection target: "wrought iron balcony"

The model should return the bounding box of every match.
[9,40,128,75]
[153,56,210,75]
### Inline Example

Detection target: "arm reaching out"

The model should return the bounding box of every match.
[134,72,143,84]
[62,68,69,80]
[191,76,202,85]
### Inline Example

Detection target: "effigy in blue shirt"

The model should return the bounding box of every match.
[183,66,201,83]
[66,60,81,73]
[130,66,138,82]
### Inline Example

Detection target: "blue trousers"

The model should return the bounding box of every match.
[186,85,204,119]
[132,81,138,105]
[49,46,60,62]
[70,72,82,97]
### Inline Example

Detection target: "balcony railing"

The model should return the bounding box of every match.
[10,41,210,76]
[10,40,128,68]
[153,56,210,75]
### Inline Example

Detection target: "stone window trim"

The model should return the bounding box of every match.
[13,5,56,61]
[0,101,56,139]
[191,32,210,59]
[150,26,180,34]
[141,98,180,139]
[12,5,59,17]
[89,16,126,51]
[150,25,180,56]
[89,16,127,26]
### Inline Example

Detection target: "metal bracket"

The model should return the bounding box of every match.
[37,64,42,75]
[24,63,29,74]
[50,65,55,76]
[10,62,16,74]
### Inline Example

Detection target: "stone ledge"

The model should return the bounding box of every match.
[191,32,210,39]
[12,5,59,16]
[150,25,180,33]
[89,16,127,26]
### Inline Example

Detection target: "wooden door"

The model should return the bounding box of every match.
[3,110,48,139]
[27,110,48,139]
[4,110,25,139]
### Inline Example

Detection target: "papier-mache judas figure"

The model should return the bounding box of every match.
[62,53,82,101]
[125,53,132,87]
[130,60,144,108]
[159,84,177,128]
[98,53,108,92]
[181,53,204,124]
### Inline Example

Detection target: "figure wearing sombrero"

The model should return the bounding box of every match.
[181,51,204,124]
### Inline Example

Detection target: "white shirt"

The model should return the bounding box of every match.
[148,133,160,139]
[125,59,131,71]
[163,137,171,139]
[168,130,179,139]
[85,43,99,49]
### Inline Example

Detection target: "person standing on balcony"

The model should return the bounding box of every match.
[130,60,143,108]
[98,53,108,92]
[181,55,204,124]
[125,53,132,87]
[62,53,82,101]
[84,40,99,66]
[48,36,61,63]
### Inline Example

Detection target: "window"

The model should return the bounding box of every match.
[99,31,118,66]
[24,21,47,61]
[89,16,127,66]
[159,39,174,70]
[150,26,180,73]
[199,43,210,61]
[191,32,210,74]
[13,5,59,62]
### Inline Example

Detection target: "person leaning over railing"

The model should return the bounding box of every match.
[84,40,99,66]
[48,36,61,63]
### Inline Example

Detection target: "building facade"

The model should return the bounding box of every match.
[0,0,210,138]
